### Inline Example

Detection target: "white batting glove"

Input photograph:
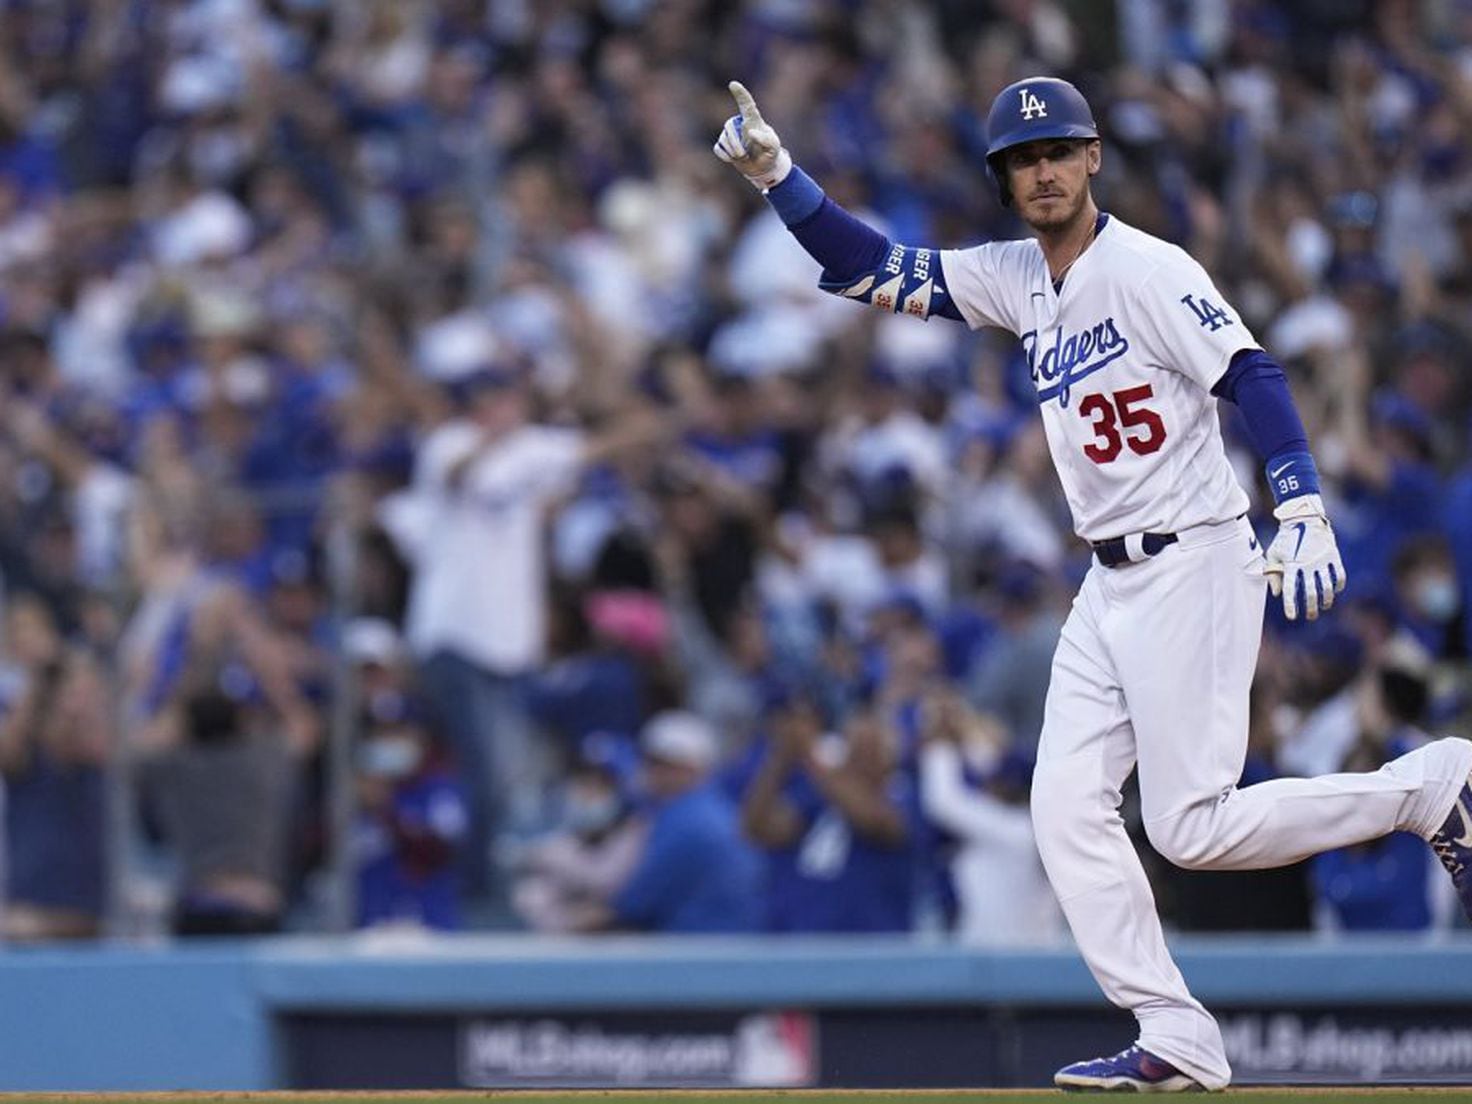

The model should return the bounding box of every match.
[1264,494,1347,621]
[713,80,793,191]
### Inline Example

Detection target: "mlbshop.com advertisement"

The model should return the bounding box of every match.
[457,1012,817,1088]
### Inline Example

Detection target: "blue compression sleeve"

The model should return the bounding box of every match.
[766,166,826,225]
[768,167,889,277]
[764,166,964,321]
[1213,348,1320,504]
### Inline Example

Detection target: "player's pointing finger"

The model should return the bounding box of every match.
[728,80,764,125]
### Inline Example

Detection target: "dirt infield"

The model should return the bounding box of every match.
[4,1088,1472,1104]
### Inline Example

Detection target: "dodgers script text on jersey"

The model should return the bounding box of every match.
[940,219,1250,542]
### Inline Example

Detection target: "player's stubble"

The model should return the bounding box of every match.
[1016,146,1095,230]
[1023,183,1088,234]
[1006,139,1101,276]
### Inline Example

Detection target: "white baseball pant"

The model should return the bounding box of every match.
[1031,515,1472,1089]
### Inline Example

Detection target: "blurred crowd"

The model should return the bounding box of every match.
[0,0,1469,940]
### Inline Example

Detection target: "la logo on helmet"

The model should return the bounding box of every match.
[1019,88,1048,120]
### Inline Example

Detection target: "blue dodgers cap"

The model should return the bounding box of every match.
[1284,620,1364,671]
[1344,573,1398,623]
[1393,320,1456,362]
[1326,251,1396,294]
[949,403,1023,454]
[989,747,1036,793]
[577,730,642,791]
[995,559,1046,605]
[1326,190,1379,228]
[450,363,527,406]
[757,677,827,719]
[1370,390,1433,446]
[871,587,929,625]
[985,76,1099,206]
[864,359,904,390]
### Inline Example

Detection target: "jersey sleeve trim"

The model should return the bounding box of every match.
[937,248,988,330]
[818,243,963,321]
[761,168,965,322]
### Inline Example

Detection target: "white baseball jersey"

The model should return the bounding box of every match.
[806,199,1472,1091]
[940,216,1254,542]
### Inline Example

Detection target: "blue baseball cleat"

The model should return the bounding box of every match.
[1055,1044,1202,1092]
[1429,773,1472,919]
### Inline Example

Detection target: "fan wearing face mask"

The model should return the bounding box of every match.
[510,734,647,933]
[1391,536,1466,661]
[354,697,469,930]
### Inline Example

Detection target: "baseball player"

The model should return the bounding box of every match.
[715,76,1472,1091]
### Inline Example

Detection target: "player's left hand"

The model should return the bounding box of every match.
[1263,493,1346,621]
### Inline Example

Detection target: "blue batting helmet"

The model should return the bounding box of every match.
[985,76,1099,207]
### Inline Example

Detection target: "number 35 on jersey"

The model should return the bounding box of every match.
[1078,384,1167,464]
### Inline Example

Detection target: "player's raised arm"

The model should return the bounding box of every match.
[713,80,965,322]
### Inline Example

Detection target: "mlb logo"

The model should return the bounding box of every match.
[1020,87,1048,120]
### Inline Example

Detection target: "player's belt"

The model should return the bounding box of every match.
[1091,531,1179,568]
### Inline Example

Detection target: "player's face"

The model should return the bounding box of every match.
[1004,139,1100,231]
